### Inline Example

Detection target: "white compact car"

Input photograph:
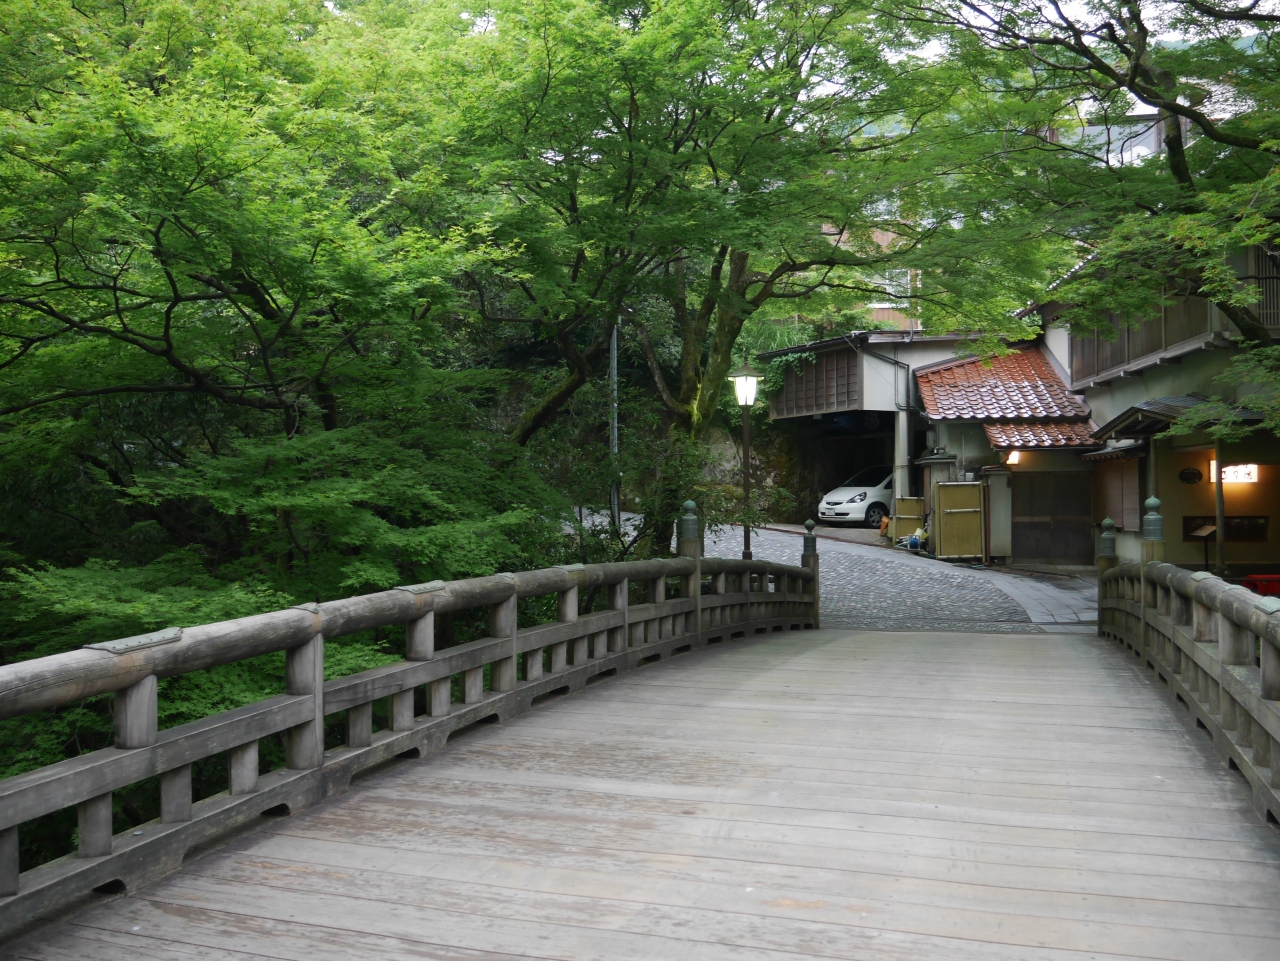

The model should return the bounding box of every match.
[818,465,894,528]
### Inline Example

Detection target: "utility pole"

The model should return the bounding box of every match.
[1213,438,1226,576]
[741,403,752,560]
[609,319,621,538]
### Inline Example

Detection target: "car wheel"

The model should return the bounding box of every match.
[864,503,887,529]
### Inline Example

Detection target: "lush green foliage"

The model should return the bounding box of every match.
[6,0,1280,869]
[881,1,1280,343]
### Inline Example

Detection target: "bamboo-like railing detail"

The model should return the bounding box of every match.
[0,503,818,938]
[1099,561,1280,824]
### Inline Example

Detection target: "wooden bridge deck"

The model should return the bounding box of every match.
[8,627,1280,961]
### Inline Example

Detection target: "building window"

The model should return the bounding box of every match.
[1095,458,1141,530]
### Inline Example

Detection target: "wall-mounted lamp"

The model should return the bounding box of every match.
[1006,450,1021,465]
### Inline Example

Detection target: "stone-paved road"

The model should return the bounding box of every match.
[705,527,1073,633]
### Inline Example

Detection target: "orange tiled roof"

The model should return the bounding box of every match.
[916,348,1087,421]
[984,421,1101,449]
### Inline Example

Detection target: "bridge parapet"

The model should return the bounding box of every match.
[1100,561,1280,825]
[0,512,816,938]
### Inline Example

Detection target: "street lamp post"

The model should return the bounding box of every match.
[730,364,762,560]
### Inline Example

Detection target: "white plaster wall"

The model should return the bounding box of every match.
[935,421,997,476]
[1043,325,1071,371]
[861,341,970,411]
[1083,349,1236,427]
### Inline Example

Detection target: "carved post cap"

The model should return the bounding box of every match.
[1142,497,1164,541]
[677,499,701,559]
[1098,517,1116,558]
[803,519,817,556]
[678,501,699,541]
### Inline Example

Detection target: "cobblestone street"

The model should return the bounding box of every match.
[704,527,1096,633]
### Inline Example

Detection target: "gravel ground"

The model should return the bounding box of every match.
[704,527,1039,633]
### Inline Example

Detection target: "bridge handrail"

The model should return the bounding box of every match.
[0,506,818,938]
[1098,561,1280,824]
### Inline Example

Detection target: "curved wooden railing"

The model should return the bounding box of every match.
[1099,561,1280,824]
[0,506,819,938]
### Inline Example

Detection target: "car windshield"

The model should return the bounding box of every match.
[840,465,891,488]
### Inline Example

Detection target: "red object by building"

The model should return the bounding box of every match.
[1242,575,1280,597]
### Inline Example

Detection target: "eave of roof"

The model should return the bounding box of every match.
[755,329,972,360]
[984,421,1102,450]
[1089,395,1260,440]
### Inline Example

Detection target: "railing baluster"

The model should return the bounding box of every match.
[651,575,665,643]
[711,572,725,629]
[347,702,373,747]
[522,646,544,681]
[609,578,628,654]
[1261,638,1280,700]
[1255,723,1272,770]
[161,764,193,823]
[428,678,452,716]
[0,826,16,896]
[77,793,112,858]
[390,689,415,731]
[464,667,484,703]
[228,741,259,795]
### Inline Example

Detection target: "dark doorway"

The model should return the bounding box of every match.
[1011,472,1093,564]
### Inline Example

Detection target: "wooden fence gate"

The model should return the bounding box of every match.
[934,482,984,560]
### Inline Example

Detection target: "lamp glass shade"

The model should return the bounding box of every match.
[729,364,761,407]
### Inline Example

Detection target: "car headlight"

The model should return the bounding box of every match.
[848,492,867,504]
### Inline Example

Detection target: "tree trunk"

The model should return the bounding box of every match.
[690,250,755,438]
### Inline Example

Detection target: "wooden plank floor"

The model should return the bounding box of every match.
[8,628,1280,961]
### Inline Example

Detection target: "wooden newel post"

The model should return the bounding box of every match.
[397,582,448,716]
[407,610,435,660]
[677,500,701,560]
[547,565,580,671]
[1096,518,1117,635]
[115,674,157,750]
[1097,517,1117,574]
[286,615,325,769]
[1141,498,1165,566]
[802,519,819,629]
[1139,498,1164,653]
[491,576,518,692]
[678,501,702,640]
[609,578,628,654]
